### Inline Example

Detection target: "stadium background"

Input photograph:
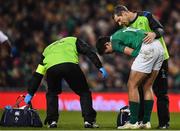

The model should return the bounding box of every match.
[0,0,180,112]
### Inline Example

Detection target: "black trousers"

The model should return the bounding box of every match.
[138,60,170,126]
[44,63,96,124]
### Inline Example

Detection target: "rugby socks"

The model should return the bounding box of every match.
[143,100,154,123]
[129,101,140,124]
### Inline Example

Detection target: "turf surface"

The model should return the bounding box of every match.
[0,110,180,130]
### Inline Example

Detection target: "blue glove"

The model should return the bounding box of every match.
[99,67,108,79]
[5,105,12,110]
[24,93,33,104]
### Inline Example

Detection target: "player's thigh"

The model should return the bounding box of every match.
[128,70,148,89]
[131,42,160,74]
[152,51,164,72]
[63,64,90,94]
[144,70,159,91]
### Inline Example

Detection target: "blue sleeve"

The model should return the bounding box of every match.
[111,39,126,53]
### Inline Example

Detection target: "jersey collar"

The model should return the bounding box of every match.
[129,12,138,25]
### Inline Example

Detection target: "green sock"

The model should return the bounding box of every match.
[129,101,140,124]
[143,100,154,124]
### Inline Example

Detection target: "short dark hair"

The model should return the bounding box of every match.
[113,5,128,17]
[96,36,110,55]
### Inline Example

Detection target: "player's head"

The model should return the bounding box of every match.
[96,36,113,55]
[113,5,130,26]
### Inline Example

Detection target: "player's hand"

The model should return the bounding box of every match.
[143,32,156,44]
[99,67,108,79]
[24,93,33,104]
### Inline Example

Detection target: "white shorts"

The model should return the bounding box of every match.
[131,40,164,73]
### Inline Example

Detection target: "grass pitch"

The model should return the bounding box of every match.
[0,110,180,130]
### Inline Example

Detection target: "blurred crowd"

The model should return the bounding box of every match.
[0,0,179,92]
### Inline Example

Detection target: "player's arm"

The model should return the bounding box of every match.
[124,47,134,56]
[145,11,164,38]
[111,40,134,56]
[76,38,103,69]
[112,40,135,56]
[115,45,134,56]
[27,55,46,96]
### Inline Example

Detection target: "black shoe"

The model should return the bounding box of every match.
[48,121,57,128]
[157,124,169,129]
[84,121,99,128]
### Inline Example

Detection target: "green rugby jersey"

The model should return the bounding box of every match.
[111,27,146,57]
[129,11,169,60]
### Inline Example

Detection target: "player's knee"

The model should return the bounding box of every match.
[127,80,138,90]
[144,80,154,89]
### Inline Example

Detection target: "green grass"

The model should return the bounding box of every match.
[0,110,180,130]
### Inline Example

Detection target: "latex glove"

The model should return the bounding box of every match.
[99,67,108,79]
[24,93,33,104]
[5,105,12,110]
